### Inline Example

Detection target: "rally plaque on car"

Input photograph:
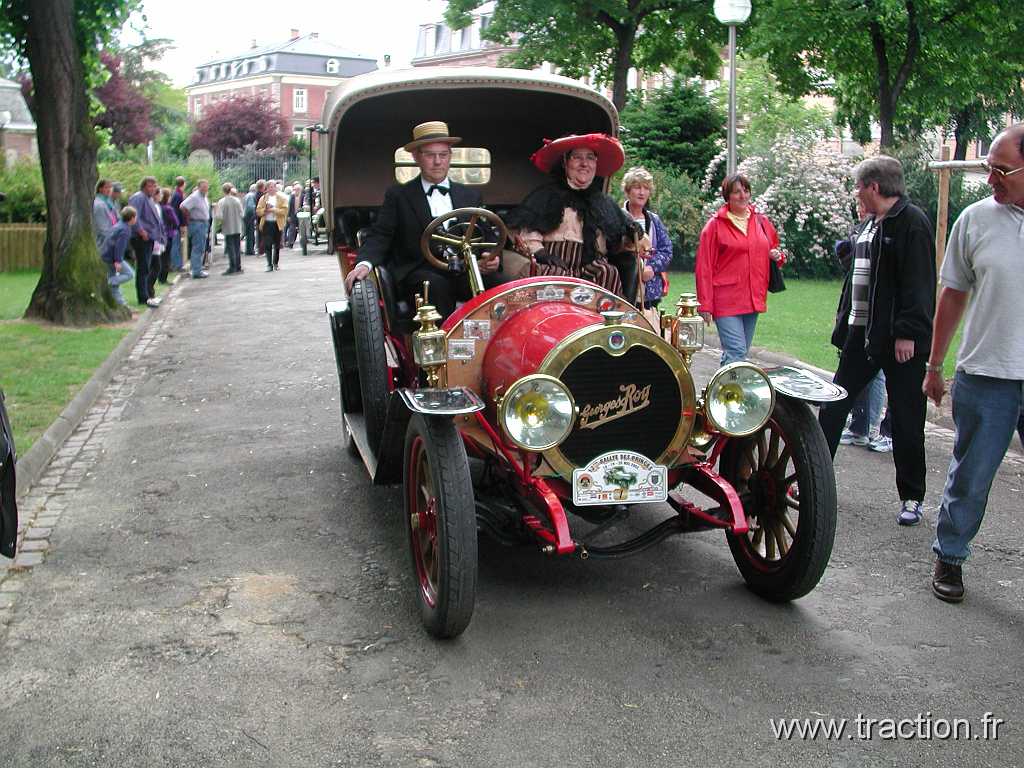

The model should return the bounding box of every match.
[572,451,668,506]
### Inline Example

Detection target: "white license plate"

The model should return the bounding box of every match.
[572,451,668,506]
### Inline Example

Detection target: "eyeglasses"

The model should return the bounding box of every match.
[982,161,1024,178]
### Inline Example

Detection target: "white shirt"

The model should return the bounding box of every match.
[422,177,454,219]
[940,196,1024,379]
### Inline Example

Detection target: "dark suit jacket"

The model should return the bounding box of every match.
[359,176,482,284]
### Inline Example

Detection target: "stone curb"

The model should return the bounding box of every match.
[13,280,180,499]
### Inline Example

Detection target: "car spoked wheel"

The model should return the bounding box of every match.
[404,414,477,638]
[349,277,390,455]
[720,396,836,601]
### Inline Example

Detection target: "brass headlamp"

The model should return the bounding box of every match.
[412,282,447,388]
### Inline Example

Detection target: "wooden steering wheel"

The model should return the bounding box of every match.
[418,207,508,273]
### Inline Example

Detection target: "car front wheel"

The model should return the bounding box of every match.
[720,396,837,601]
[404,413,477,639]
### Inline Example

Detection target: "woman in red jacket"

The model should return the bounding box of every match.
[696,173,785,365]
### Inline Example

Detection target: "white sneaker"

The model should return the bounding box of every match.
[868,434,893,452]
[840,428,869,446]
[145,297,161,307]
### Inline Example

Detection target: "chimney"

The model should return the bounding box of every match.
[290,28,300,40]
[310,32,318,38]
[250,39,258,49]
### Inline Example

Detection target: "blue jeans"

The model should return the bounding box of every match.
[933,372,1023,564]
[168,230,182,270]
[714,313,758,366]
[107,260,135,306]
[188,221,209,277]
[849,370,886,435]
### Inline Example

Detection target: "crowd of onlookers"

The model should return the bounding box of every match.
[92,175,323,308]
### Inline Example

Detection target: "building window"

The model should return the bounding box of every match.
[193,101,202,118]
[293,89,307,113]
[325,58,339,74]
[294,126,307,142]
[393,146,491,185]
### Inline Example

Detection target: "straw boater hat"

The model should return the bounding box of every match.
[403,121,462,152]
[530,133,625,178]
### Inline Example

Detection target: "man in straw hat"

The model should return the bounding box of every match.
[344,120,503,318]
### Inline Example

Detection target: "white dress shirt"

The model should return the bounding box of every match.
[422,177,454,219]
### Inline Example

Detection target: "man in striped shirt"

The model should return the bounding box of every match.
[819,156,936,527]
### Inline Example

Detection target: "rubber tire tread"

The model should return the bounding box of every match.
[350,278,389,455]
[404,414,478,639]
[723,396,837,602]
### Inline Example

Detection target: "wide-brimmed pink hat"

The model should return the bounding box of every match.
[530,133,625,178]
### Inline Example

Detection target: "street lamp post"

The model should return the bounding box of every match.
[713,0,751,176]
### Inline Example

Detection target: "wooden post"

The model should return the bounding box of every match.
[934,145,951,285]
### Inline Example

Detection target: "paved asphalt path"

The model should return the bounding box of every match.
[1,246,1022,767]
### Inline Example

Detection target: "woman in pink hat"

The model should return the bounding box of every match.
[506,134,643,299]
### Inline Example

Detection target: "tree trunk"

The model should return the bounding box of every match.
[22,0,125,325]
[951,108,973,161]
[610,25,637,113]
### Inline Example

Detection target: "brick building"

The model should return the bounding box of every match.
[186,31,377,142]
[0,78,37,167]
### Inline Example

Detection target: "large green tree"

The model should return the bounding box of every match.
[444,0,723,111]
[0,0,137,324]
[619,80,725,180]
[721,57,834,157]
[750,0,1024,150]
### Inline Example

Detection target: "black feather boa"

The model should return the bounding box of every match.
[504,174,637,265]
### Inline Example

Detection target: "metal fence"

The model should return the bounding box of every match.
[214,152,305,190]
[0,224,46,272]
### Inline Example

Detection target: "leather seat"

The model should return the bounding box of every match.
[373,265,418,335]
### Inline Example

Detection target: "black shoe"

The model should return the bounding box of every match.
[221,269,235,276]
[932,559,965,603]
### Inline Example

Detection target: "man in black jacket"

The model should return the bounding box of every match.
[819,155,936,526]
[344,121,502,318]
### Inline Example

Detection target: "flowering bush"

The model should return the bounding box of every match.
[701,137,857,278]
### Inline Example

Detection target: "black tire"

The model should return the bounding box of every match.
[404,414,477,639]
[720,396,837,601]
[349,277,390,455]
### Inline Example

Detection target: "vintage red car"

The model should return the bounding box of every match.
[322,68,845,638]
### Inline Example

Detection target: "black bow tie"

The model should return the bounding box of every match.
[427,184,449,196]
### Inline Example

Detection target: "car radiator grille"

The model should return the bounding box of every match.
[557,345,682,467]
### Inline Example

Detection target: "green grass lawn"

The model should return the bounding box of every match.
[0,269,171,455]
[663,271,960,377]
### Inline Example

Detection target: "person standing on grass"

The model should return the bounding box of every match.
[818,155,935,528]
[127,177,166,308]
[923,123,1024,604]
[92,179,117,249]
[695,173,786,365]
[217,183,245,275]
[179,180,211,279]
[100,206,137,307]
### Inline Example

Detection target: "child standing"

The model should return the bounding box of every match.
[101,206,137,306]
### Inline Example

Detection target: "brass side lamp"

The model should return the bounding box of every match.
[671,293,704,364]
[412,282,447,388]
